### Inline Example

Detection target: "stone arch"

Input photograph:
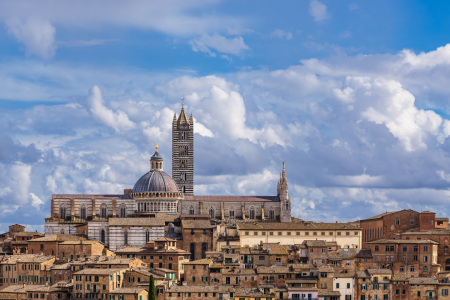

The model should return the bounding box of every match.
[269,207,275,220]
[119,204,127,217]
[249,206,255,220]
[80,205,87,220]
[100,203,107,218]
[59,204,67,220]
[229,206,235,219]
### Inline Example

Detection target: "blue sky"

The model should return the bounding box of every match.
[2,1,450,232]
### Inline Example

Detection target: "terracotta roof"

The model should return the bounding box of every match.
[257,266,290,273]
[59,240,99,245]
[184,195,279,202]
[401,230,450,235]
[28,234,85,242]
[367,269,392,275]
[237,222,360,231]
[14,232,44,237]
[181,219,212,229]
[183,258,213,265]
[110,287,148,294]
[409,277,439,285]
[367,239,438,244]
[0,285,35,293]
[355,249,372,258]
[1,254,54,263]
[303,240,327,247]
[74,268,126,275]
[318,290,341,296]
[51,194,129,200]
[360,209,419,221]
[168,285,231,293]
[328,248,360,260]
[109,218,165,227]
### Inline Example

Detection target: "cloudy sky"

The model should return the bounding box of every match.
[2,1,450,232]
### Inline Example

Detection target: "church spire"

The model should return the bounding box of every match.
[150,144,163,171]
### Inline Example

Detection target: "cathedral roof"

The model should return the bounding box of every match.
[132,170,179,194]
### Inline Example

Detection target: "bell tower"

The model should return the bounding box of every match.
[172,103,194,195]
[278,162,291,223]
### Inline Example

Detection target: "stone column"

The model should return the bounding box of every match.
[71,199,75,221]
[221,202,224,220]
[112,200,117,217]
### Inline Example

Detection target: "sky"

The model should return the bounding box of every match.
[2,1,450,232]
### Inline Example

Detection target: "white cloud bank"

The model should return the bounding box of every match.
[5,18,56,60]
[190,34,249,57]
[309,0,329,22]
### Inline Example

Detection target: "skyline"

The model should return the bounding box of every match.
[2,1,450,231]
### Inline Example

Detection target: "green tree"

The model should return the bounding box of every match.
[149,275,156,300]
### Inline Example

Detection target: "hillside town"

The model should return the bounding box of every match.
[0,106,449,300]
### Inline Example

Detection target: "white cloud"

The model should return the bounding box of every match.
[5,18,56,60]
[190,34,249,57]
[30,193,43,208]
[309,0,329,22]
[86,86,136,132]
[270,29,293,40]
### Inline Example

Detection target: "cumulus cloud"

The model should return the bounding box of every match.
[309,0,329,22]
[5,18,56,60]
[86,86,136,132]
[190,34,249,57]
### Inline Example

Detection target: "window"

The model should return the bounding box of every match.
[229,207,235,219]
[124,231,128,245]
[374,246,379,252]
[278,232,282,236]
[443,289,449,296]
[209,207,215,219]
[413,255,418,261]
[410,218,414,225]
[100,204,107,218]
[424,266,428,272]
[413,245,418,252]
[424,246,428,252]
[249,207,255,219]
[336,283,339,288]
[410,266,415,272]
[120,204,127,217]
[424,256,428,262]
[400,266,404,272]
[346,232,350,236]
[269,208,275,220]
[253,232,258,235]
[347,283,350,288]
[189,206,195,215]
[60,205,66,219]
[402,246,407,252]
[395,218,400,225]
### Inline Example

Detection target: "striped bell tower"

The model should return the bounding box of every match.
[172,103,194,195]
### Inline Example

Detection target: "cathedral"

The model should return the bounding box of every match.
[44,105,291,250]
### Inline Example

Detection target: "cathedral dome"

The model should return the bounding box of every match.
[131,145,181,197]
[132,171,179,193]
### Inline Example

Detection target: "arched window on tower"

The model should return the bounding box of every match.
[249,206,255,220]
[100,229,106,244]
[209,207,215,219]
[285,201,289,210]
[60,205,66,220]
[189,206,195,215]
[269,208,275,220]
[120,204,127,217]
[80,205,87,220]
[100,204,107,218]
[229,207,235,219]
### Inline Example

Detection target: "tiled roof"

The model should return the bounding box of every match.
[51,194,130,200]
[109,218,165,227]
[318,290,341,296]
[28,234,85,242]
[181,219,212,229]
[367,239,438,244]
[256,266,290,273]
[168,285,231,293]
[328,248,360,260]
[401,230,450,235]
[14,232,44,237]
[360,209,418,221]
[74,268,126,275]
[59,240,99,245]
[183,258,213,265]
[110,287,148,294]
[0,284,35,293]
[409,277,439,285]
[184,195,279,202]
[367,269,392,275]
[237,222,360,231]
[355,249,372,258]
[2,254,54,263]
[303,240,327,247]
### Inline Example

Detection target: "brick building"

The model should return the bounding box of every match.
[181,219,213,261]
[27,234,85,256]
[73,268,127,299]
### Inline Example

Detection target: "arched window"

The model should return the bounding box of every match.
[60,205,66,220]
[249,206,255,220]
[124,231,128,246]
[100,204,107,218]
[285,201,289,210]
[80,205,87,220]
[444,246,449,255]
[100,229,106,244]
[60,229,65,234]
[209,207,215,219]
[269,208,275,220]
[229,207,235,219]
[120,204,127,218]
[189,206,195,215]
[146,231,150,243]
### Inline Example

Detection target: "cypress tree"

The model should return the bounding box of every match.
[149,274,156,300]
